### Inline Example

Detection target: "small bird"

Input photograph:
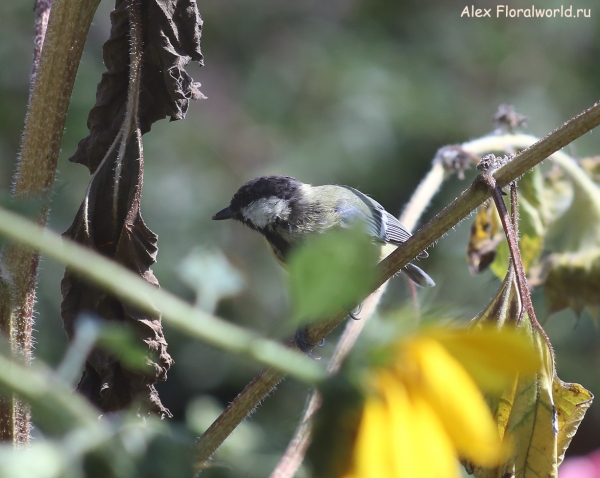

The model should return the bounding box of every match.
[212,175,434,287]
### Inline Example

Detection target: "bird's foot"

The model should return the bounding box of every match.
[295,326,325,359]
[347,303,363,320]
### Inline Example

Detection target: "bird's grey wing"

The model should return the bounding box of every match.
[338,185,428,258]
[383,210,428,257]
[336,186,386,240]
[380,210,412,244]
[335,202,380,237]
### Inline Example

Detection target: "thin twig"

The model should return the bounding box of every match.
[478,173,534,322]
[477,172,551,351]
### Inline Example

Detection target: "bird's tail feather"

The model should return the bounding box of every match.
[402,263,435,288]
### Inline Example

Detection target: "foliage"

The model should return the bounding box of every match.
[0,0,600,477]
[288,226,378,326]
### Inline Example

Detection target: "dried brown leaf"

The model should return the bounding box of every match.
[71,0,204,172]
[62,131,173,417]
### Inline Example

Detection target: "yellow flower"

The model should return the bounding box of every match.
[343,328,540,478]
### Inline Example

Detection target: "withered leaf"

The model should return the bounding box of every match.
[466,266,593,478]
[467,201,504,275]
[62,130,173,417]
[71,0,205,172]
[467,169,546,278]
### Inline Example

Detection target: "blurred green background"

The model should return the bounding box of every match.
[1,0,599,475]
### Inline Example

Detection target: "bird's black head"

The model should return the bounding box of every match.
[212,175,304,230]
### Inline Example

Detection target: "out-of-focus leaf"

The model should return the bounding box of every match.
[542,157,600,317]
[543,251,600,317]
[467,201,503,275]
[0,411,193,478]
[287,226,378,324]
[61,132,173,417]
[70,0,204,171]
[97,324,155,374]
[0,442,64,478]
[579,156,600,184]
[178,247,245,313]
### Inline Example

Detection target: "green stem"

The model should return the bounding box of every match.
[0,206,325,384]
[0,353,99,434]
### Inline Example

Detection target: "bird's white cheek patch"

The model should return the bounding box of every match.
[241,197,291,228]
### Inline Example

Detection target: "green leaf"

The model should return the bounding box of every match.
[97,325,154,374]
[288,226,378,324]
[178,246,245,313]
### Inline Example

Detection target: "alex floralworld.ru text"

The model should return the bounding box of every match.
[461,5,591,18]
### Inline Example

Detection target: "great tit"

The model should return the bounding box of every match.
[212,175,434,288]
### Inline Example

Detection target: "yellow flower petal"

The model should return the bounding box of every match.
[352,391,396,478]
[402,337,504,466]
[383,373,460,478]
[431,326,542,392]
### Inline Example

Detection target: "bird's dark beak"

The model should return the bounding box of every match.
[212,206,236,220]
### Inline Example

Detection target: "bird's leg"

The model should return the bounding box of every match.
[294,326,325,358]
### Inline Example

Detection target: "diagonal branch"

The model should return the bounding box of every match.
[196,100,600,464]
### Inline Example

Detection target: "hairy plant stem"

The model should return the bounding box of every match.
[479,175,534,322]
[0,0,100,444]
[195,100,600,465]
[481,176,552,352]
[31,0,53,89]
